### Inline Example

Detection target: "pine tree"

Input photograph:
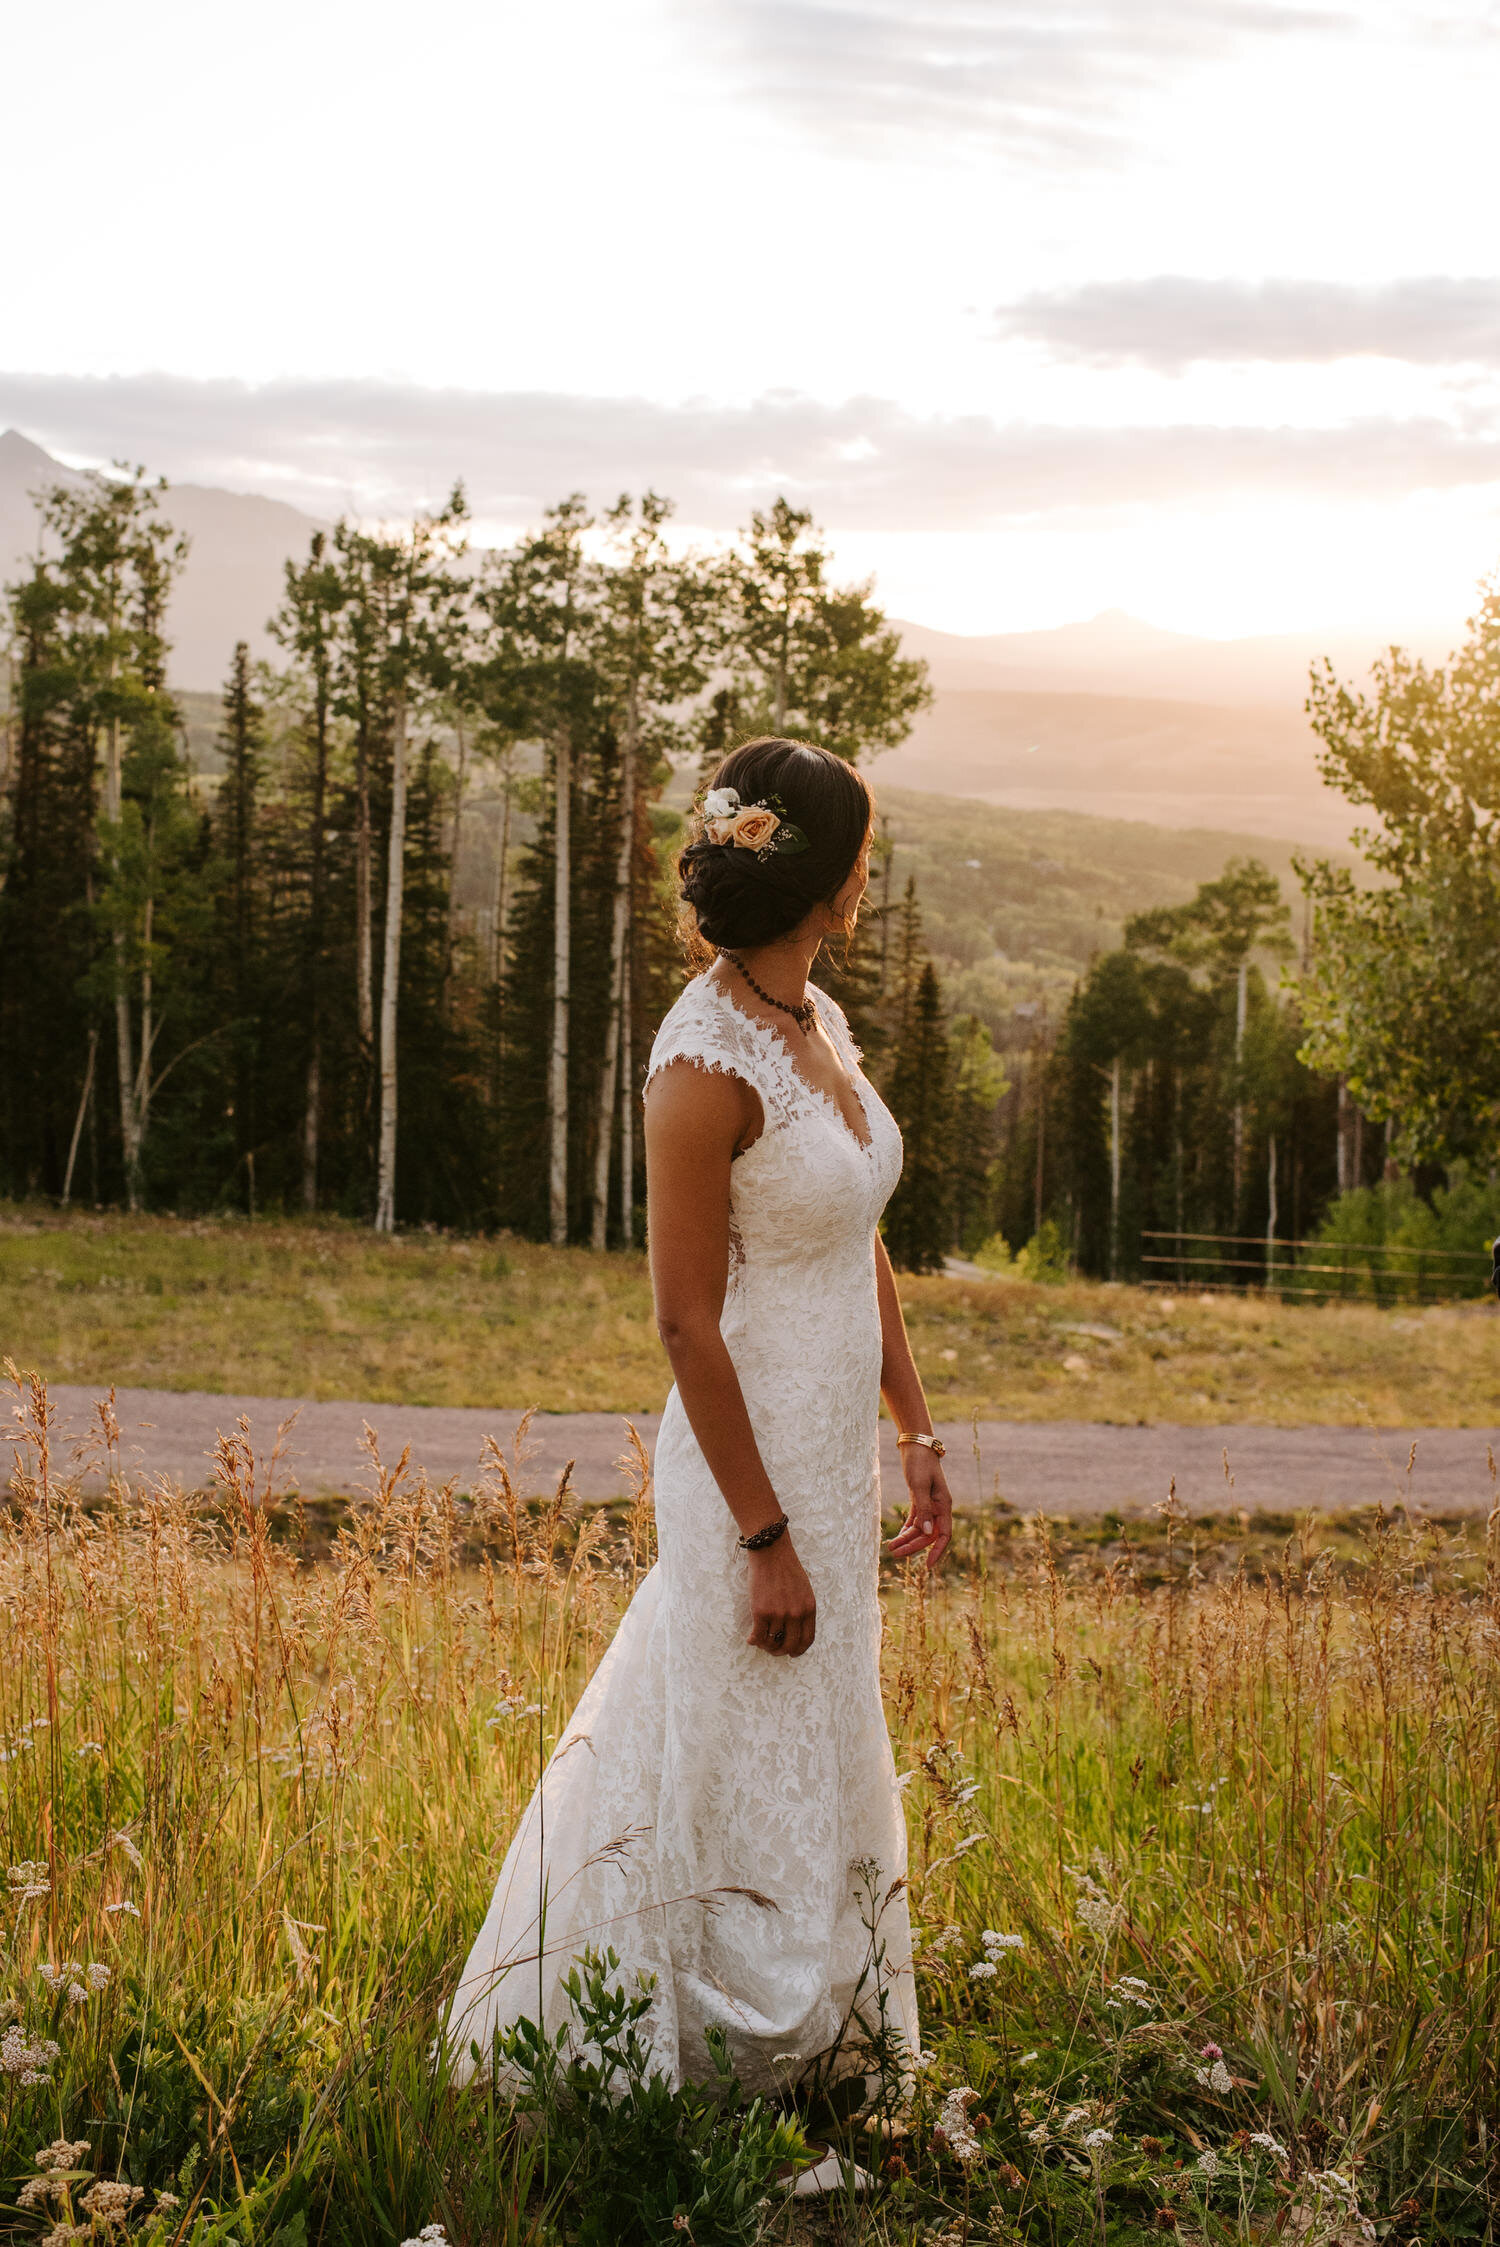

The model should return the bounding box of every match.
[3,471,189,1209]
[948,1014,1007,1251]
[0,561,98,1197]
[216,643,263,1201]
[884,961,953,1272]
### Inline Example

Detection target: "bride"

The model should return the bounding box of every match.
[448,736,954,2127]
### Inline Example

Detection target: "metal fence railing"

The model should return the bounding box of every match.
[1139,1228,1494,1305]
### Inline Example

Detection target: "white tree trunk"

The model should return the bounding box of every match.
[619,941,635,1247]
[590,688,638,1250]
[1336,1076,1350,1195]
[374,689,408,1233]
[61,1030,97,1208]
[444,712,468,1011]
[104,711,143,1212]
[355,744,374,1051]
[548,728,572,1247]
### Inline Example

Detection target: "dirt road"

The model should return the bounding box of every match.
[21,1384,1500,1516]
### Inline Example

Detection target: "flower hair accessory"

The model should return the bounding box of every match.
[700,785,809,860]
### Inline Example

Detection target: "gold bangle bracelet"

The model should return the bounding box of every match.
[896,1431,946,1458]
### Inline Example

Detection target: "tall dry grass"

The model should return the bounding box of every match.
[2,1368,1497,2244]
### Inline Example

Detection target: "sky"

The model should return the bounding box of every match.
[6,0,1500,639]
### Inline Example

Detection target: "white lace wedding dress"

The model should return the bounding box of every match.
[448,974,919,2092]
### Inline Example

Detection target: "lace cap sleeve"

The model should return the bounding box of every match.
[645,977,770,1100]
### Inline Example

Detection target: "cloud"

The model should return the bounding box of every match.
[678,0,1348,164]
[994,275,1500,368]
[4,370,1500,532]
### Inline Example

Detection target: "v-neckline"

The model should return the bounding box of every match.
[709,975,876,1155]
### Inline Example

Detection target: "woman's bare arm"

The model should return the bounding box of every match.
[645,1061,817,1656]
[875,1232,954,1570]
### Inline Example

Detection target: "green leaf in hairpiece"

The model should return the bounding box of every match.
[773,823,810,855]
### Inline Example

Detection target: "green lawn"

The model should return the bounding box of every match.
[5,1205,1500,1423]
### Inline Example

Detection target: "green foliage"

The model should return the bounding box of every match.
[1298,584,1500,1164]
[973,1218,1071,1282]
[883,960,954,1271]
[491,1951,806,2247]
[726,497,931,757]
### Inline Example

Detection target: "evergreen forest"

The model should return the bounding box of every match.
[4,461,1498,1279]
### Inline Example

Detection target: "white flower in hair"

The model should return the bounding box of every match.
[703,786,740,821]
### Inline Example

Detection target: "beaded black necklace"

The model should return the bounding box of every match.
[721,951,818,1037]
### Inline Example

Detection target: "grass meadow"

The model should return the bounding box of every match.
[5,1207,1500,1427]
[2,1368,1497,2246]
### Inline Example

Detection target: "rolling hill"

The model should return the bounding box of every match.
[871,786,1321,1048]
[2,426,1419,850]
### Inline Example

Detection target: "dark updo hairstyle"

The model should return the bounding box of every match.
[678,737,874,957]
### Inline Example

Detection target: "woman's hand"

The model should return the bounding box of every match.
[747,1539,817,1657]
[887,1447,954,1571]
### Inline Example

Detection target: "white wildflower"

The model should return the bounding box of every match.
[155,2193,181,2211]
[969,1960,998,1979]
[1083,2128,1114,2151]
[982,1930,1025,1952]
[770,2051,803,2067]
[41,2225,91,2244]
[80,2179,144,2229]
[1249,2131,1289,2163]
[1077,1894,1121,1938]
[86,1963,111,1992]
[20,2177,62,2210]
[111,1831,143,1871]
[1195,2058,1233,2093]
[1195,2148,1221,2177]
[1117,1975,1150,1991]
[75,1743,103,1757]
[1026,2121,1050,2143]
[1,2023,62,2083]
[1059,2105,1090,2129]
[7,1860,51,1901]
[104,1899,141,1918]
[66,1983,89,2007]
[1017,2050,1039,2065]
[400,2228,450,2247]
[936,2084,984,2167]
[954,1781,981,1804]
[36,2142,92,2173]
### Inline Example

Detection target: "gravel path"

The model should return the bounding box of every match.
[22,1385,1500,1515]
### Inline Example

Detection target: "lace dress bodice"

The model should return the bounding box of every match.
[449,975,918,2092]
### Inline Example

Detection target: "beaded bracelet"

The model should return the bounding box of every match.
[738,1514,789,1551]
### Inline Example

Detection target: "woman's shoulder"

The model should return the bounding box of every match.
[645,973,779,1094]
[646,974,733,1079]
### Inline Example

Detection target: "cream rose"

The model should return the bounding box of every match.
[706,815,737,844]
[731,806,781,851]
